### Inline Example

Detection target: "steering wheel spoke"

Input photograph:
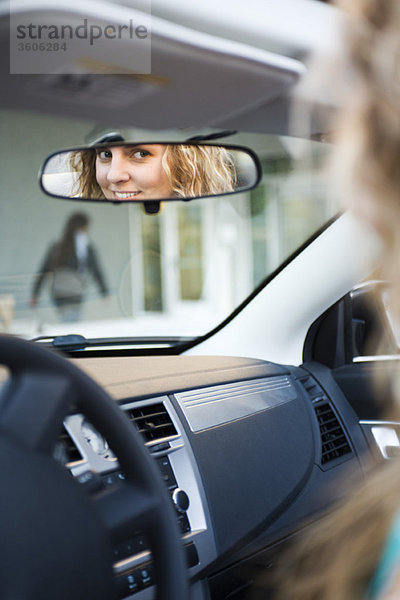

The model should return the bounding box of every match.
[0,370,75,454]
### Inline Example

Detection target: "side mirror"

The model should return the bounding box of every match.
[304,281,398,367]
[39,142,261,205]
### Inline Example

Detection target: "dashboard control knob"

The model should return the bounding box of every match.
[172,488,190,513]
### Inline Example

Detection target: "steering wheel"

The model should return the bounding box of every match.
[0,334,188,600]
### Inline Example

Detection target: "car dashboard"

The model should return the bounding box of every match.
[59,354,375,599]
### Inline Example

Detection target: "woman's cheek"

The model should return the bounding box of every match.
[95,165,106,188]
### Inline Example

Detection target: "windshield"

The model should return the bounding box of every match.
[0,109,337,344]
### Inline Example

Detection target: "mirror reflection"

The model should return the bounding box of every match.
[40,143,260,203]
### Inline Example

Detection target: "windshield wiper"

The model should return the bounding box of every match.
[30,334,195,352]
[31,334,88,351]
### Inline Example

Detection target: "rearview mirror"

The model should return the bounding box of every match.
[40,142,261,204]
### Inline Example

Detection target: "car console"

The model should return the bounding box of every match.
[58,396,216,598]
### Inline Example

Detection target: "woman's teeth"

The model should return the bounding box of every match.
[114,191,140,199]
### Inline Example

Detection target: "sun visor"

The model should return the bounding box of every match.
[0,0,304,129]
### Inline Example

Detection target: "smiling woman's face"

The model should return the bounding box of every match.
[95,144,172,201]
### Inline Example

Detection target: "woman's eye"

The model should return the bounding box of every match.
[132,150,151,159]
[97,150,112,160]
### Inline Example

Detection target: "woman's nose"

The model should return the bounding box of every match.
[107,157,131,184]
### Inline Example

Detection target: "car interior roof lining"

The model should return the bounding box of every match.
[1,0,305,131]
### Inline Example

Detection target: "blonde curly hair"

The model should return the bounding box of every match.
[161,144,237,197]
[332,0,400,313]
[69,144,237,200]
[272,2,400,599]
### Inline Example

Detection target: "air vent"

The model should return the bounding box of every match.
[300,375,325,403]
[315,402,352,465]
[126,403,177,443]
[56,427,83,465]
[299,374,352,466]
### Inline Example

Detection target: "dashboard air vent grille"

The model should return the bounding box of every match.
[299,374,352,466]
[57,427,83,465]
[315,402,352,464]
[300,375,325,403]
[126,403,177,443]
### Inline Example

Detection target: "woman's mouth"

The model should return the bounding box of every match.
[113,191,141,200]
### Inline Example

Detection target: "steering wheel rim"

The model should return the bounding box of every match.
[0,334,188,600]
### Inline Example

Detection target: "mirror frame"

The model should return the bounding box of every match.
[39,141,262,205]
